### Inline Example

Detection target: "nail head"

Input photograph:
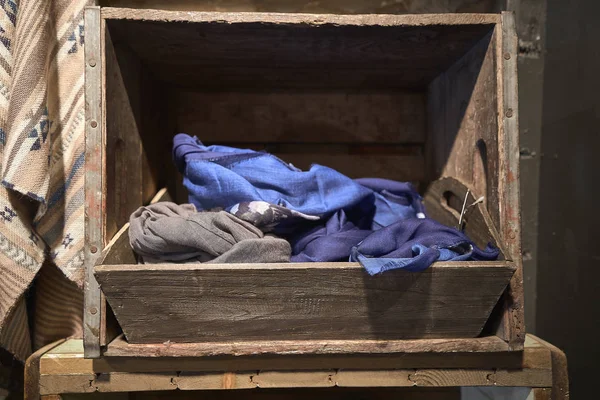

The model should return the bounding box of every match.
[503,52,511,60]
[90,245,98,254]
[91,120,98,128]
[90,307,98,315]
[506,108,514,118]
[89,59,97,67]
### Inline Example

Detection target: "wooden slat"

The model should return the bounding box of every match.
[83,5,103,359]
[99,0,495,14]
[96,261,514,344]
[103,334,514,358]
[336,370,412,387]
[38,367,553,394]
[37,335,561,396]
[409,368,548,387]
[104,10,496,89]
[175,371,255,390]
[495,11,525,351]
[101,9,501,25]
[41,337,552,374]
[174,91,425,144]
[38,367,552,394]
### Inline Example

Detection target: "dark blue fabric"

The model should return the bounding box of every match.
[350,218,499,275]
[290,210,372,262]
[173,134,498,273]
[355,178,426,229]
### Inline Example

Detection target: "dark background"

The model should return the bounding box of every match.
[536,0,600,397]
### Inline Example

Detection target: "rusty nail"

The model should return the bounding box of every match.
[91,120,98,128]
[503,52,511,60]
[89,59,96,67]
[506,108,514,118]
[509,231,516,240]
[90,245,98,254]
[90,307,98,315]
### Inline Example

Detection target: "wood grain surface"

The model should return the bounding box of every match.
[95,260,514,344]
[174,91,426,144]
[104,10,496,89]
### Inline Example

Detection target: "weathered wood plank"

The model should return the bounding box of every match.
[423,177,506,255]
[103,334,512,357]
[83,6,103,359]
[175,371,255,390]
[37,335,561,395]
[494,11,525,351]
[38,367,551,394]
[426,28,500,226]
[41,337,552,374]
[96,262,514,344]
[37,366,552,394]
[101,8,501,25]
[105,11,496,89]
[104,32,144,242]
[336,370,412,387]
[39,373,178,395]
[174,91,425,144]
[99,0,499,14]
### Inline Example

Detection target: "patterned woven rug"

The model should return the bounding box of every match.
[0,0,90,362]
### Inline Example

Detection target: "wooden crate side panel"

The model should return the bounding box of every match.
[104,28,144,242]
[83,6,103,359]
[174,91,426,144]
[100,9,501,26]
[95,262,514,344]
[426,28,500,229]
[423,177,506,256]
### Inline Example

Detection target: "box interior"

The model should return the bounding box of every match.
[103,17,500,250]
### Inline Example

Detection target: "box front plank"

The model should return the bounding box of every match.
[96,262,514,344]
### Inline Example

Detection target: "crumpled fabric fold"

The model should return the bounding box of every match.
[129,202,291,264]
[173,134,499,274]
[350,218,499,275]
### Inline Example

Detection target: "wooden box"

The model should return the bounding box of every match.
[84,7,523,358]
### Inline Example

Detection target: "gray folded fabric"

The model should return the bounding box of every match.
[129,202,291,264]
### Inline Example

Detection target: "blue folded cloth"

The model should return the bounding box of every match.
[173,134,373,217]
[349,218,499,275]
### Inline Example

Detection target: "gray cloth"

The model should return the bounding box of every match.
[129,202,291,264]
